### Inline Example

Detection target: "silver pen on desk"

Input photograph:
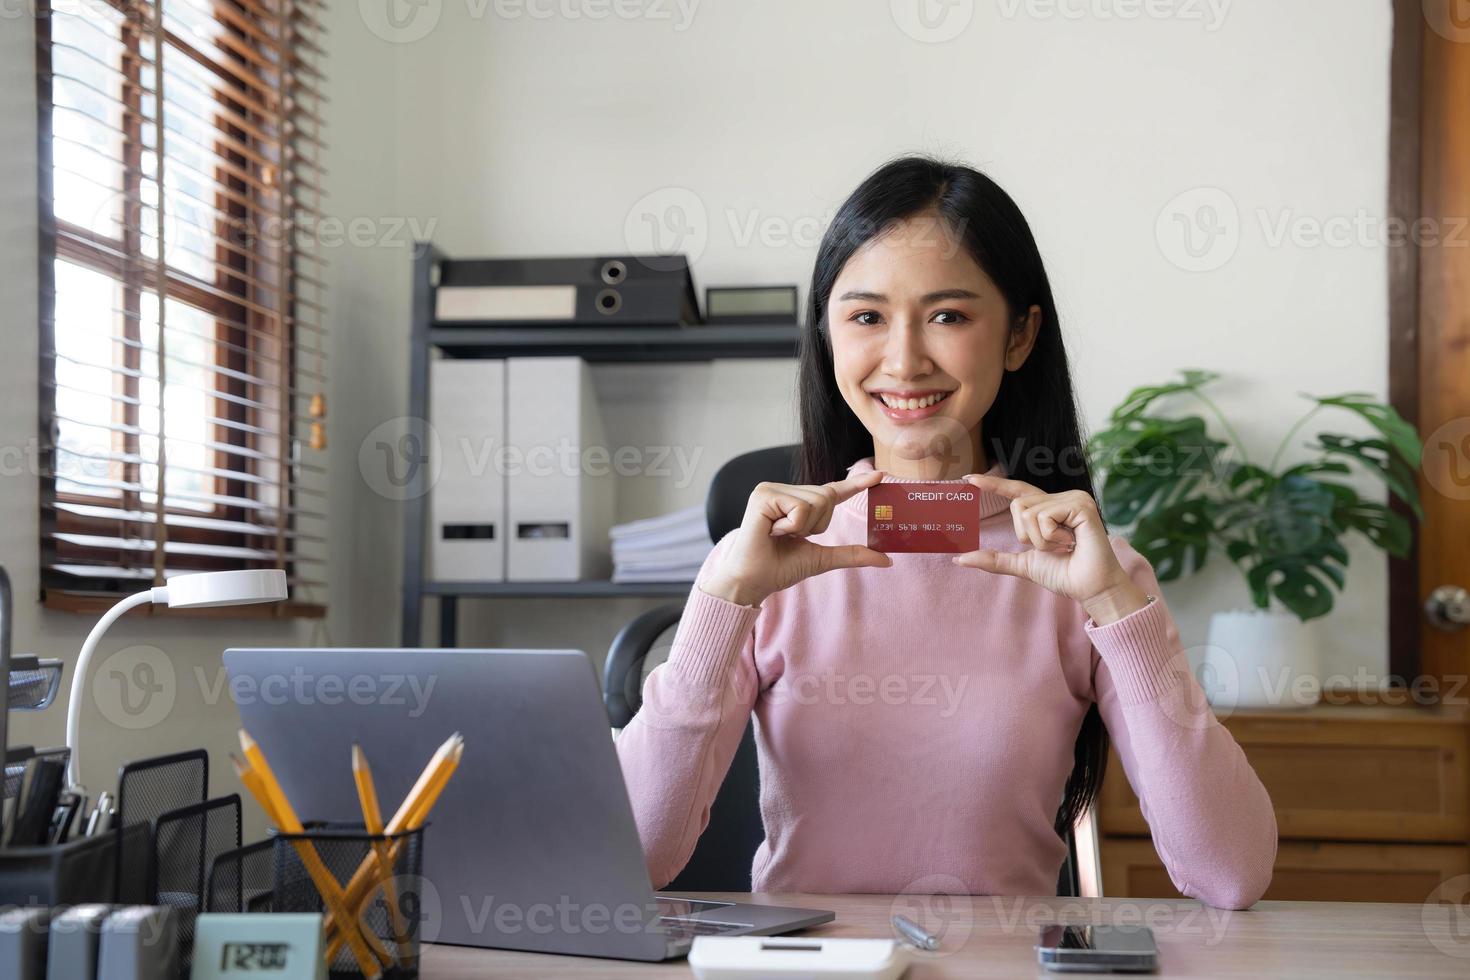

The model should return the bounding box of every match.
[892,914,940,951]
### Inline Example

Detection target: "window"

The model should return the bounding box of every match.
[36,0,327,615]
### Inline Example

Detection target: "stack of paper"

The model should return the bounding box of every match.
[610,505,713,583]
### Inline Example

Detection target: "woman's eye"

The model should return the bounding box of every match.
[851,310,882,326]
[931,310,969,325]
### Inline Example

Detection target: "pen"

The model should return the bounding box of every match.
[84,791,111,836]
[892,913,940,951]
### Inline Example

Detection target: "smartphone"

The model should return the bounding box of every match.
[1036,925,1158,973]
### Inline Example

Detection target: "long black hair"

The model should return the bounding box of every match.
[797,155,1107,837]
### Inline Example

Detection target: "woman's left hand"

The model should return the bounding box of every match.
[952,474,1150,625]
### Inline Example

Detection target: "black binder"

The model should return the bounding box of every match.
[434,254,700,326]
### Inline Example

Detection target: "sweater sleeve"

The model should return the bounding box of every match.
[1087,537,1278,910]
[613,534,763,888]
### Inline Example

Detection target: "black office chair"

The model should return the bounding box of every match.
[603,445,797,891]
[601,445,1084,897]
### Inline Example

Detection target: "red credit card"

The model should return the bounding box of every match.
[867,482,981,553]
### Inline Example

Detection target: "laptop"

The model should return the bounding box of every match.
[223,647,833,961]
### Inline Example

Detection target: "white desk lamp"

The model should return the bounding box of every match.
[64,568,288,790]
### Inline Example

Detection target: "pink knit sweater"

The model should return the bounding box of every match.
[614,458,1277,909]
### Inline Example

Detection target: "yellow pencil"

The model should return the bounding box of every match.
[326,735,463,960]
[353,744,410,964]
[331,734,460,925]
[237,732,387,978]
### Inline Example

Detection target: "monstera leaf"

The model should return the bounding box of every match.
[1328,490,1412,557]
[1088,371,1423,623]
[1093,416,1226,525]
[1311,434,1422,519]
[1252,475,1338,555]
[1131,497,1215,581]
[1311,393,1422,468]
[1241,537,1350,621]
[1110,369,1219,421]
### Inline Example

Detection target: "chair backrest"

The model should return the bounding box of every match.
[704,444,799,542]
[604,445,798,891]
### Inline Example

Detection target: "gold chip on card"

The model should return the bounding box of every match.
[873,504,893,520]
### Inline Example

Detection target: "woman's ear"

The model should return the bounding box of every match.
[1004,304,1043,371]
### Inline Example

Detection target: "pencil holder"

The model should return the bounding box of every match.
[270,823,427,980]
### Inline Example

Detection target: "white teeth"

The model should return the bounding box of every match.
[879,391,949,410]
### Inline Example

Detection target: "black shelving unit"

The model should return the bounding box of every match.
[400,244,800,646]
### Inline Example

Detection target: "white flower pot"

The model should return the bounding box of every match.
[1199,608,1322,710]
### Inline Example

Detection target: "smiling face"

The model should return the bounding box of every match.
[826,212,1041,479]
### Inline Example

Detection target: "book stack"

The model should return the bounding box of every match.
[610,506,713,584]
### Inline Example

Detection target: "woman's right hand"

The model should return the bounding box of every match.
[699,469,892,607]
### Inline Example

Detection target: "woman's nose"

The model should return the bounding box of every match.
[881,318,933,380]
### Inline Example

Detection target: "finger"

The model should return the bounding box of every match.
[1021,499,1074,552]
[769,500,810,537]
[824,468,887,504]
[1010,498,1028,546]
[784,484,837,526]
[964,472,1043,500]
[952,548,1029,577]
[1036,509,1077,551]
[749,490,815,537]
[1010,498,1047,549]
[809,543,892,573]
[1015,501,1054,553]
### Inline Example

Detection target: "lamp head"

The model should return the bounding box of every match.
[161,569,288,609]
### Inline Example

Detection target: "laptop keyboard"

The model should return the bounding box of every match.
[656,916,748,942]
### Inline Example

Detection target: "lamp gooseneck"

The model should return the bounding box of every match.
[64,588,162,791]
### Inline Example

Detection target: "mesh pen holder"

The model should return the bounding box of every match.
[270,823,427,980]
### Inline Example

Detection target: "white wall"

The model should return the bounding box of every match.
[329,0,1396,677]
[0,0,1400,826]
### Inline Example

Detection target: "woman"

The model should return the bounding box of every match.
[615,157,1276,910]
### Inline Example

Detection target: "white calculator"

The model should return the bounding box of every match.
[688,936,911,980]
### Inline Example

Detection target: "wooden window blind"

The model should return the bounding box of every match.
[35,0,328,616]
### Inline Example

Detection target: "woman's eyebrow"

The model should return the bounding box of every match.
[921,288,981,302]
[834,288,980,303]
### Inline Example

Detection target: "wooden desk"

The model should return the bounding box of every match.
[419,891,1470,977]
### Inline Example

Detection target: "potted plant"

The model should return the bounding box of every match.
[1088,371,1421,708]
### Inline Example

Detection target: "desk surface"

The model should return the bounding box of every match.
[420,891,1469,978]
